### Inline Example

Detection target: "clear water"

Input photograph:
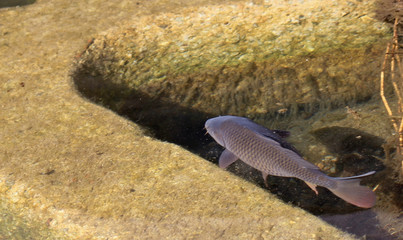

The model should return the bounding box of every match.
[73,72,403,239]
[70,1,402,237]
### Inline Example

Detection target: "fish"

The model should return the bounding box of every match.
[205,115,376,208]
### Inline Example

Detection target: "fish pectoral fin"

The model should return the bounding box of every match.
[305,181,318,195]
[262,172,269,188]
[219,149,238,169]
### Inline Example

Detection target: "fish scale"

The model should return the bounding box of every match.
[221,120,335,188]
[205,115,376,208]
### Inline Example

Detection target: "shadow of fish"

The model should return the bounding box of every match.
[205,116,376,208]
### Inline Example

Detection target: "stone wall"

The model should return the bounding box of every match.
[74,0,390,118]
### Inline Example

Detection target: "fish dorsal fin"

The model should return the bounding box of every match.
[219,149,238,168]
[237,118,283,140]
[271,130,290,138]
[241,121,302,157]
[233,118,303,156]
[252,132,320,170]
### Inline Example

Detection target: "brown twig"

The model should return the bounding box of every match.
[380,10,403,179]
[380,43,396,129]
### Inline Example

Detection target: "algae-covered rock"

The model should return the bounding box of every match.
[0,0,393,238]
[74,0,390,117]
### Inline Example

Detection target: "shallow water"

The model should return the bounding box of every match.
[72,46,403,240]
[74,65,403,239]
[128,100,403,240]
[6,0,401,238]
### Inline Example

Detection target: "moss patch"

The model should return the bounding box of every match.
[74,0,390,117]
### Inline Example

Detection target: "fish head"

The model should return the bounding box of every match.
[205,116,233,146]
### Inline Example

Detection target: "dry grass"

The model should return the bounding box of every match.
[380,0,403,181]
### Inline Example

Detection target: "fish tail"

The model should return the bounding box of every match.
[329,171,376,208]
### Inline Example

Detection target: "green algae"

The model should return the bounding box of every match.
[74,1,391,118]
[0,199,66,240]
[75,44,388,118]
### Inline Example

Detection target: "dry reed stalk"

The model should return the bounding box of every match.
[380,12,403,178]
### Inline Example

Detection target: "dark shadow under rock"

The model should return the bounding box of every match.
[72,68,215,153]
[71,4,397,238]
[0,0,35,8]
[311,126,385,155]
[72,64,400,239]
[320,210,398,240]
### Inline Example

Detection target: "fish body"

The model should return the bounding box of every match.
[205,116,376,208]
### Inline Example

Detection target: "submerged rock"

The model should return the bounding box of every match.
[74,0,390,118]
[0,0,366,238]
